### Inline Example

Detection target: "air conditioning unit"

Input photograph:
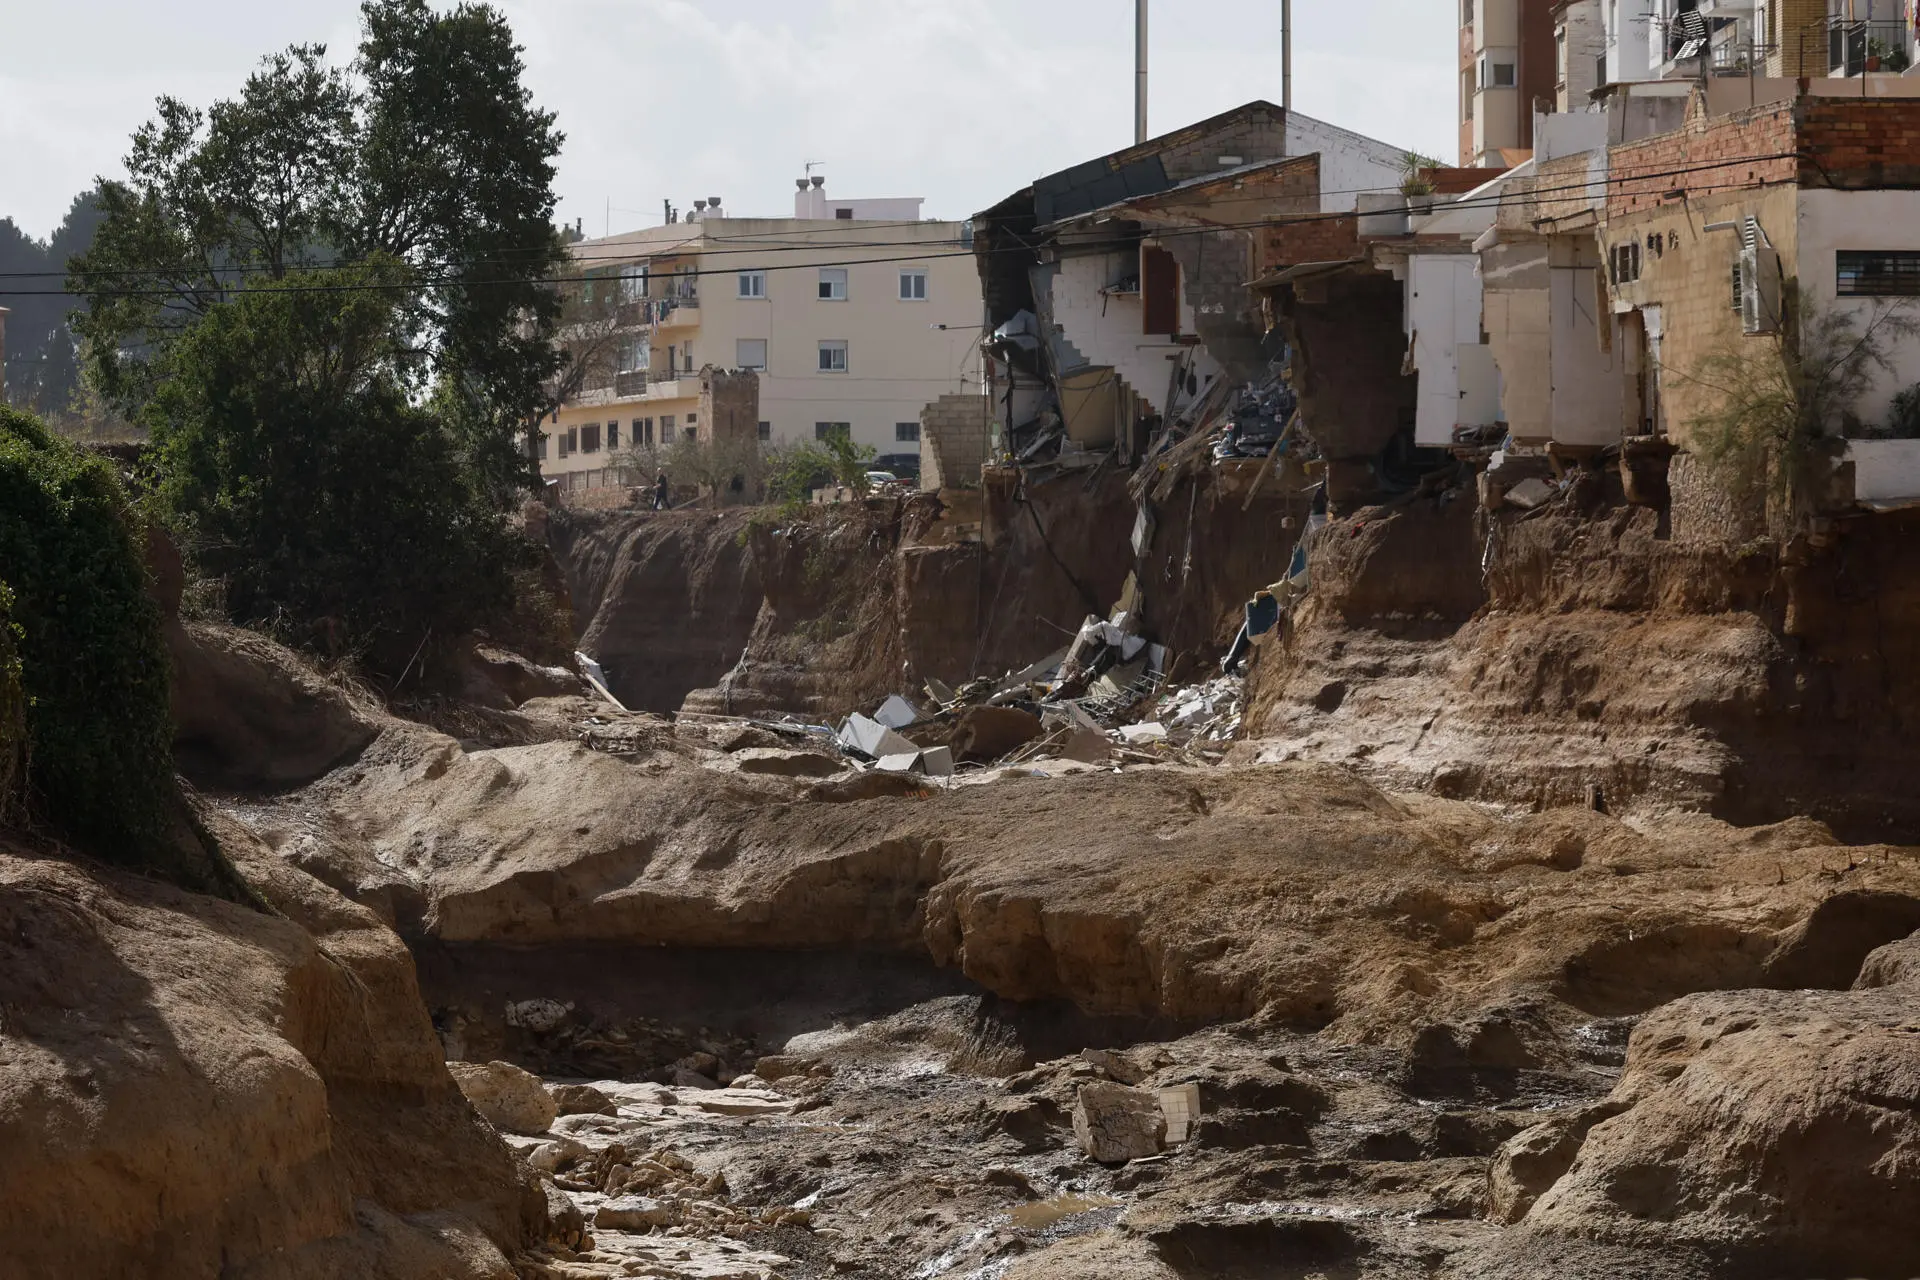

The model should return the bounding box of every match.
[1739,216,1781,337]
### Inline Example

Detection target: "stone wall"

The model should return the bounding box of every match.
[922,394,991,491]
[699,368,761,447]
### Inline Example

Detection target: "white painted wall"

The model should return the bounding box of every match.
[1605,0,1657,84]
[1483,240,1553,441]
[1548,237,1625,446]
[1049,250,1220,415]
[1848,439,1920,503]
[1798,188,1920,432]
[1287,113,1411,212]
[1406,255,1488,447]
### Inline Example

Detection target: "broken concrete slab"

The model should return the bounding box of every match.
[1072,1081,1167,1164]
[874,695,921,730]
[1117,722,1168,745]
[1062,729,1111,765]
[1504,477,1556,510]
[838,713,919,759]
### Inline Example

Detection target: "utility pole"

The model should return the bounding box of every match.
[1282,0,1293,112]
[1135,0,1149,144]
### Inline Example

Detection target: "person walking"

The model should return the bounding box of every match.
[652,472,670,512]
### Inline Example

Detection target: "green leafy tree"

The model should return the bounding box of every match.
[67,0,564,671]
[144,265,532,670]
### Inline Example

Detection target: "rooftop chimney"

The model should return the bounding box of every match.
[1135,0,1149,144]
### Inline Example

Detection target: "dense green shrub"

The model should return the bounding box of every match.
[0,406,236,893]
[144,269,535,674]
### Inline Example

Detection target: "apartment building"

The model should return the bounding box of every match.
[540,182,984,492]
[1459,0,1560,165]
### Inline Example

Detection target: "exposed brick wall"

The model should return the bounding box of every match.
[1163,230,1263,381]
[1259,215,1360,273]
[1798,99,1920,190]
[921,394,991,491]
[1607,101,1797,219]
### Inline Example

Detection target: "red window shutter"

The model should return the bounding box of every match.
[1142,246,1179,337]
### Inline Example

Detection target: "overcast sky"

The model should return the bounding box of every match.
[1,0,1457,242]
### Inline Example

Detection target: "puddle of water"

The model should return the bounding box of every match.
[1009,1193,1123,1231]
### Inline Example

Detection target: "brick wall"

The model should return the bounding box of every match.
[1149,108,1289,184]
[1799,98,1920,190]
[1259,215,1360,273]
[921,394,991,491]
[1607,101,1797,219]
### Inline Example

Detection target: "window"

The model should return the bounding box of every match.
[738,270,766,299]
[1462,68,1475,119]
[618,337,648,372]
[815,422,851,441]
[1482,58,1516,88]
[582,423,601,454]
[642,418,654,445]
[818,340,848,372]
[1610,240,1642,285]
[562,427,578,457]
[818,268,848,300]
[686,412,698,426]
[661,415,675,443]
[620,267,647,302]
[1837,251,1920,297]
[899,269,929,301]
[758,421,772,441]
[736,338,768,371]
[608,421,620,450]
[537,432,549,460]
[896,421,921,442]
[835,208,854,220]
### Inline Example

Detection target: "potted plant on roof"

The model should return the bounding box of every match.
[1399,152,1441,217]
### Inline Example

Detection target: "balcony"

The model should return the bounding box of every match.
[614,369,649,398]
[650,295,700,331]
[1825,18,1912,76]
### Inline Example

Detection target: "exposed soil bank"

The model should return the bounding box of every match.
[1245,489,1920,841]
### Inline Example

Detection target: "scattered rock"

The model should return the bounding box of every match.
[548,1083,619,1117]
[686,1089,798,1117]
[448,1059,561,1135]
[1080,1047,1146,1085]
[541,1179,588,1249]
[1073,1081,1167,1164]
[594,1195,681,1232]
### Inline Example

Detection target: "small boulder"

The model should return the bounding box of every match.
[1854,930,1920,989]
[753,1054,826,1082]
[549,1083,619,1117]
[1072,1081,1166,1164]
[525,1134,589,1174]
[1486,1101,1628,1224]
[594,1195,681,1232]
[541,1180,588,1249]
[448,1059,559,1135]
[1079,1047,1146,1085]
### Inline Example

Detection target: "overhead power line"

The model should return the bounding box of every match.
[0,152,1805,299]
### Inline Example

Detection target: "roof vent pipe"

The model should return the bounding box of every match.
[1282,0,1293,112]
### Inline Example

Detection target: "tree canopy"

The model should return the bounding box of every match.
[69,0,566,671]
[0,192,106,417]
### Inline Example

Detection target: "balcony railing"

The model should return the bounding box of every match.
[1826,18,1912,76]
[614,369,649,397]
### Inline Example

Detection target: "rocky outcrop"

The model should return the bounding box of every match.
[167,620,383,792]
[0,823,544,1278]
[1515,987,1920,1276]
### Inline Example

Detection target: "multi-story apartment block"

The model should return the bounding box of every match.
[1634,0,1916,84]
[1460,0,1560,165]
[540,182,984,493]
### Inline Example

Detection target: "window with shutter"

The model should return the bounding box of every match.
[1142,246,1179,336]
